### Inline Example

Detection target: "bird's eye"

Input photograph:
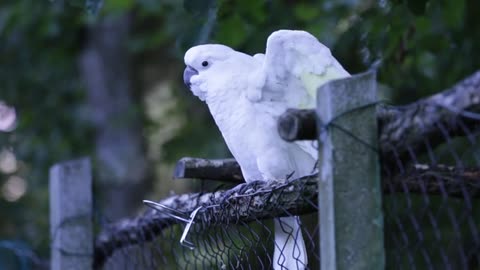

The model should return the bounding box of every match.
[202,61,209,67]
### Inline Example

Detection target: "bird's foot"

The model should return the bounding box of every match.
[220,180,265,202]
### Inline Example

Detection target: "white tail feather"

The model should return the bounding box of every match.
[273,216,307,270]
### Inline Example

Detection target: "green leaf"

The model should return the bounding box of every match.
[184,0,217,17]
[103,0,134,13]
[406,0,428,16]
[442,0,465,28]
[236,0,266,24]
[214,14,247,47]
[64,0,85,8]
[294,3,320,22]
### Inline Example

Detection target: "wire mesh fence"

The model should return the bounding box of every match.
[95,176,320,270]
[94,166,480,269]
[380,71,480,269]
[382,128,480,268]
[47,71,480,270]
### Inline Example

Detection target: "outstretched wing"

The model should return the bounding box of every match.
[250,30,350,109]
[253,30,350,160]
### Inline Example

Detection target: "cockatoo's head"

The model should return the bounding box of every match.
[184,44,252,101]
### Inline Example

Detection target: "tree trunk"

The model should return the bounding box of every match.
[78,13,150,221]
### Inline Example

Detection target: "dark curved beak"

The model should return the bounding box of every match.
[183,66,198,88]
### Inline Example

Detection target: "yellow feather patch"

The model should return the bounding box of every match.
[299,66,349,108]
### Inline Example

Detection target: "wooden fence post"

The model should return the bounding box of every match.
[317,72,385,270]
[50,158,93,270]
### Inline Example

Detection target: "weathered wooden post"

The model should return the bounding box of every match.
[50,158,93,270]
[317,72,385,270]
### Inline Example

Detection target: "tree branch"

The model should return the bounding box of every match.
[173,157,243,183]
[277,109,317,142]
[378,71,480,164]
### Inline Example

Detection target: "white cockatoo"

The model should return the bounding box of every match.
[183,30,350,270]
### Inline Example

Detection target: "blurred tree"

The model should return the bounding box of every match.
[79,12,150,221]
[0,0,479,268]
